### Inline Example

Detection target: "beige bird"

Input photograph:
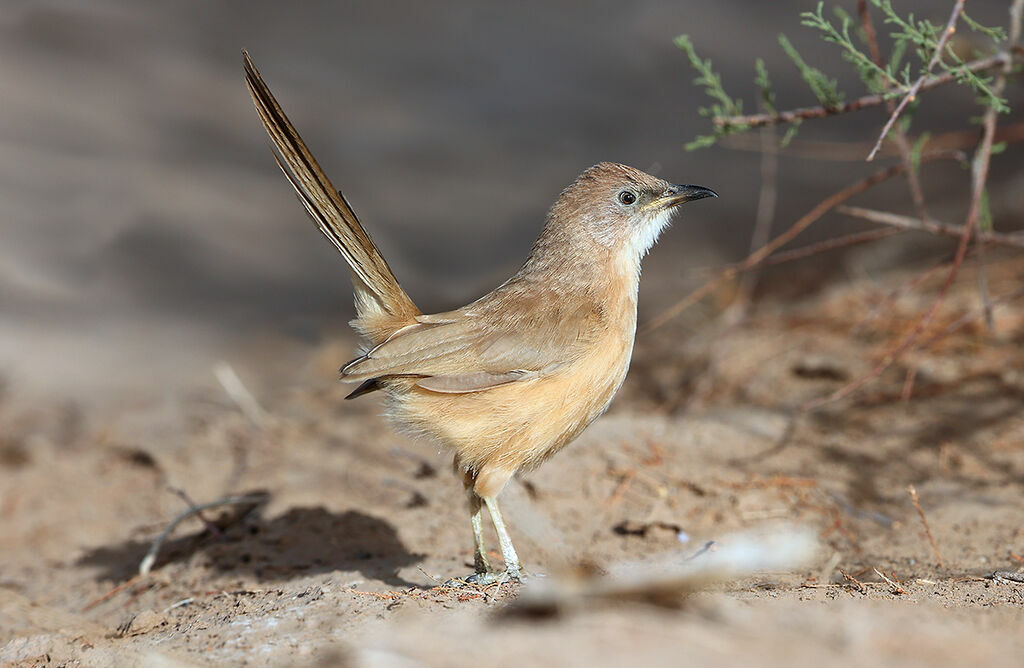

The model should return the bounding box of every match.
[243,51,717,582]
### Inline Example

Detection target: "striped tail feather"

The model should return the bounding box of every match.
[243,50,419,342]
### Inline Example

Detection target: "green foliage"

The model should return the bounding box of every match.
[909,132,930,172]
[754,58,776,114]
[676,0,1016,150]
[801,2,893,92]
[870,0,1009,112]
[674,35,748,149]
[961,11,1007,41]
[778,33,845,108]
[780,120,802,148]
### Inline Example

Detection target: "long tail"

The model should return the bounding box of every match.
[243,50,419,343]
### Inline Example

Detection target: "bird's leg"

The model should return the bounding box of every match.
[483,495,523,580]
[467,489,492,576]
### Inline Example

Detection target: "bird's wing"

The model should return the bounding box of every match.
[340,300,606,394]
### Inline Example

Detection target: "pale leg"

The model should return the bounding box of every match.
[483,495,522,579]
[467,490,492,575]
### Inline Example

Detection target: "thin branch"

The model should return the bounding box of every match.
[836,206,1024,248]
[759,228,902,267]
[640,150,963,332]
[908,485,944,567]
[976,227,996,332]
[918,284,1024,349]
[849,258,953,337]
[802,2,1020,410]
[974,0,1024,330]
[857,0,884,67]
[169,486,226,540]
[858,0,930,217]
[867,0,966,161]
[737,117,780,306]
[717,119,1024,160]
[713,53,1011,129]
[139,493,268,575]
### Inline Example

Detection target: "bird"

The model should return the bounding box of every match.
[243,50,717,583]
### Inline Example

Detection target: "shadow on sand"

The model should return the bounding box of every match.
[76,498,423,588]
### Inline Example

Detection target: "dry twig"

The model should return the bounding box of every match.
[641,150,963,332]
[838,567,866,593]
[837,207,1024,249]
[760,228,902,268]
[916,284,1024,348]
[82,573,148,612]
[712,53,1014,130]
[139,493,268,575]
[858,0,930,214]
[873,567,906,594]
[805,0,1024,409]
[908,484,944,567]
[866,0,966,161]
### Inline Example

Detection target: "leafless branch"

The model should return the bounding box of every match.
[738,123,780,305]
[139,493,268,575]
[918,284,1024,348]
[759,228,902,267]
[641,150,964,332]
[836,206,1024,249]
[717,119,1024,160]
[908,485,944,567]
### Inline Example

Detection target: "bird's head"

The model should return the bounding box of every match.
[547,162,717,263]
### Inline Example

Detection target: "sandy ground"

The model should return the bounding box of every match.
[2,5,1024,664]
[3,258,1024,667]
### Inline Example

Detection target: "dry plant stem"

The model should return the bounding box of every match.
[866,0,966,161]
[759,228,902,269]
[976,239,996,331]
[712,53,1013,129]
[908,484,944,567]
[169,486,226,540]
[917,284,1024,348]
[873,567,906,594]
[139,493,267,575]
[806,0,1024,409]
[838,567,866,593]
[688,124,778,411]
[82,573,148,612]
[718,119,1024,160]
[641,151,962,332]
[857,0,884,67]
[976,0,1024,329]
[900,366,918,402]
[849,258,952,336]
[858,0,929,217]
[836,207,1024,249]
[739,123,780,304]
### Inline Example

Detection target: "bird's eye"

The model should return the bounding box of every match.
[618,190,637,205]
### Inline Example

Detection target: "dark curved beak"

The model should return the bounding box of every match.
[646,183,718,211]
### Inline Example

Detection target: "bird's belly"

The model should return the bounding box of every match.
[384,327,634,475]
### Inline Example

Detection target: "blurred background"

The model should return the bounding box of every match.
[1,0,1021,411]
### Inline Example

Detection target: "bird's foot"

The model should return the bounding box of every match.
[470,567,524,586]
[446,567,525,587]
